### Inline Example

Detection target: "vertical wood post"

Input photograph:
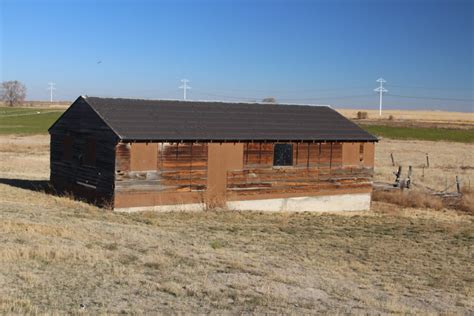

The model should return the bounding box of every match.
[306,143,310,169]
[189,143,193,191]
[406,165,412,189]
[295,142,299,166]
[318,143,322,167]
[390,153,395,166]
[329,142,333,171]
[394,166,402,187]
[456,176,461,194]
[426,153,430,168]
[244,143,249,165]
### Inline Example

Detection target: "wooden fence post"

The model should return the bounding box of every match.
[407,166,412,189]
[426,153,430,168]
[390,153,395,166]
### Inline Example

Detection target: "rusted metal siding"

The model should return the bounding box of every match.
[49,98,118,206]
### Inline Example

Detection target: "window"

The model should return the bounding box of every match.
[273,144,293,166]
[84,138,96,166]
[63,135,73,161]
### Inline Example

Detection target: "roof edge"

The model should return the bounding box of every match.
[81,96,124,139]
[48,96,83,133]
[84,96,332,109]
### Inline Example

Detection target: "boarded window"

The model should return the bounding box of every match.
[244,143,273,167]
[273,144,293,166]
[130,143,158,171]
[84,138,96,166]
[359,143,364,162]
[63,135,73,161]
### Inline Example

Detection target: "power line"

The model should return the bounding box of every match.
[387,94,474,102]
[195,86,372,94]
[192,90,259,101]
[278,94,374,101]
[387,83,474,92]
[193,89,374,102]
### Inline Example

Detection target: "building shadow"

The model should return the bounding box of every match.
[0,177,111,208]
[0,178,52,193]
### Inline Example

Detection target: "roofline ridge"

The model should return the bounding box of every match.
[84,96,332,108]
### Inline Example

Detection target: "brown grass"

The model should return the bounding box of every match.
[338,108,474,124]
[373,190,444,210]
[375,139,474,193]
[0,135,473,314]
[460,189,474,215]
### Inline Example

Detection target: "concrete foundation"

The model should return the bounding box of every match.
[115,193,371,213]
[226,193,371,212]
[115,203,206,213]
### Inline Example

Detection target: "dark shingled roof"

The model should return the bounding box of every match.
[80,96,377,142]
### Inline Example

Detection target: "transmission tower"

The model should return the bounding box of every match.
[48,82,56,103]
[179,79,191,100]
[374,78,387,116]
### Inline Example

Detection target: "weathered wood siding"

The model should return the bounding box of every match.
[114,142,208,208]
[49,98,118,205]
[227,142,372,200]
[114,141,375,209]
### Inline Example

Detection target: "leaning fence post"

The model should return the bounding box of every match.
[390,153,395,166]
[456,176,461,194]
[426,153,430,168]
[394,166,402,187]
[406,166,412,189]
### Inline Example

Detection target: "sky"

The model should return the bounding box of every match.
[0,0,473,111]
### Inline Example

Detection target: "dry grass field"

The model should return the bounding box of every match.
[0,135,473,314]
[338,109,474,124]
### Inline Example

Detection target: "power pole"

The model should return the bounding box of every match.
[374,78,387,116]
[48,82,56,103]
[179,79,191,100]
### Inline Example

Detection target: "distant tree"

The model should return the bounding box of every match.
[1,80,27,107]
[262,97,276,103]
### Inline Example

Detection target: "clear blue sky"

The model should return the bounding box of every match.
[1,0,473,111]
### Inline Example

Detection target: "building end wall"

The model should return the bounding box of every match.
[226,193,371,212]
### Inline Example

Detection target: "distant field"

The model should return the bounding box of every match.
[0,107,63,135]
[338,109,474,123]
[361,124,474,143]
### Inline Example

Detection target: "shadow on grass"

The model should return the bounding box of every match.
[0,177,51,193]
[0,177,112,209]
